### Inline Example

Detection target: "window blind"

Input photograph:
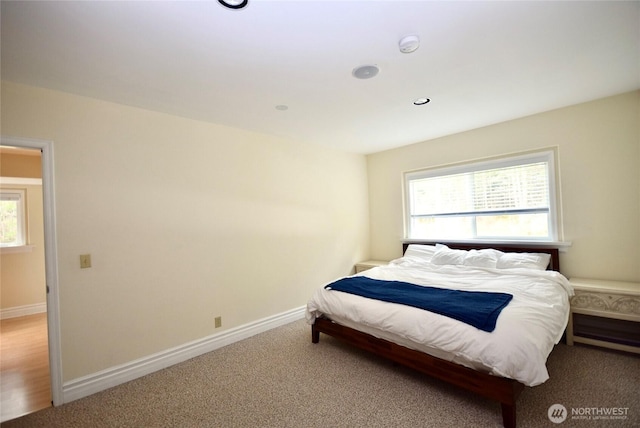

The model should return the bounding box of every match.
[404,149,558,241]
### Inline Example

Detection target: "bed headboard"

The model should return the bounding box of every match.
[402,241,561,272]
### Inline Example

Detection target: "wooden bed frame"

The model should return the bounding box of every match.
[311,241,561,428]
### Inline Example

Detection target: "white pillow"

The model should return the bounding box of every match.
[496,252,551,271]
[463,249,503,268]
[431,244,467,265]
[403,244,438,263]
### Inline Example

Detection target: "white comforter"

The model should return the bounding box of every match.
[306,259,573,386]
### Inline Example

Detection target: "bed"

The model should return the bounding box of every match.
[306,241,572,428]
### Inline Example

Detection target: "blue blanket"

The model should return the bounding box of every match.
[325,276,512,332]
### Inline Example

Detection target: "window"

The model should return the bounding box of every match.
[0,190,26,247]
[404,150,558,242]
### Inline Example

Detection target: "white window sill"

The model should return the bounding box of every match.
[1,245,35,254]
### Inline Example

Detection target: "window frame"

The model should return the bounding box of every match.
[403,149,560,243]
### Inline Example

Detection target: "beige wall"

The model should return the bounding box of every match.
[367,91,640,283]
[1,81,370,381]
[0,177,46,311]
[3,78,637,384]
[0,152,42,178]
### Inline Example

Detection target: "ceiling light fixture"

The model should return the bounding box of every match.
[352,65,379,79]
[399,35,420,54]
[218,0,248,9]
[413,97,430,106]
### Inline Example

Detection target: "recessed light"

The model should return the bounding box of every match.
[275,105,288,111]
[413,97,430,106]
[352,65,379,79]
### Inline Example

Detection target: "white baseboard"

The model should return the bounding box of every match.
[0,302,47,319]
[62,305,307,404]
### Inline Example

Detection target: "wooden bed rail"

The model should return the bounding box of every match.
[312,316,524,428]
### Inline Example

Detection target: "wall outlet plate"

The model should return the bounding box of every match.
[80,254,91,269]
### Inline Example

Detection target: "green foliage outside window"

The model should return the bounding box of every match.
[0,199,19,245]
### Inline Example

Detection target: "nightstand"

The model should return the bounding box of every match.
[355,260,388,273]
[567,277,640,354]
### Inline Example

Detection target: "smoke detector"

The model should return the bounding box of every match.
[399,35,420,54]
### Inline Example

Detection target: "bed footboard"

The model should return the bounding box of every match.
[312,316,524,428]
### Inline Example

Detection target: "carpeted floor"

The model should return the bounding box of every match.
[2,319,638,427]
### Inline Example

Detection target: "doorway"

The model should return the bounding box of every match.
[0,136,62,421]
[0,146,48,422]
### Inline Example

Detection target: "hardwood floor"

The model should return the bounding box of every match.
[0,313,51,423]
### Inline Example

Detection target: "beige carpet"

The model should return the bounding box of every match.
[2,319,638,427]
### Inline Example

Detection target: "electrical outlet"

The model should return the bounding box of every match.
[80,254,92,269]
[214,316,222,328]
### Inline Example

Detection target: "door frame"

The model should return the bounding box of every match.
[1,135,63,406]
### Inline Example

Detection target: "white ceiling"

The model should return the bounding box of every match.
[2,1,639,154]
